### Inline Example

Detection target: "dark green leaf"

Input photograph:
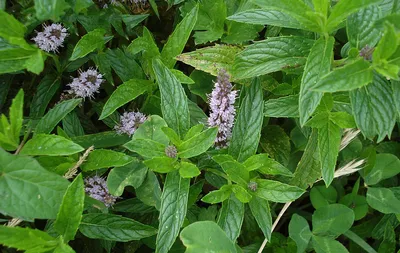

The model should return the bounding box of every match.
[364,154,400,185]
[249,196,272,240]
[71,131,130,149]
[310,185,338,209]
[124,138,166,159]
[107,161,147,196]
[99,79,151,120]
[264,95,300,118]
[70,29,106,61]
[79,213,157,242]
[254,179,305,203]
[34,0,69,21]
[299,37,334,125]
[178,127,217,158]
[135,170,161,210]
[62,111,85,137]
[367,187,400,214]
[156,170,190,253]
[217,194,244,241]
[144,157,176,173]
[9,89,23,144]
[213,154,249,185]
[289,214,312,253]
[229,77,263,162]
[312,204,355,236]
[312,235,349,253]
[202,185,232,204]
[35,98,82,135]
[54,174,84,242]
[243,154,293,177]
[133,115,169,146]
[233,37,314,79]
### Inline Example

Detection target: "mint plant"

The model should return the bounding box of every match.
[1,0,400,252]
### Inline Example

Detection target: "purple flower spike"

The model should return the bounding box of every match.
[207,69,237,148]
[32,23,68,53]
[84,175,117,207]
[114,111,147,136]
[67,68,103,99]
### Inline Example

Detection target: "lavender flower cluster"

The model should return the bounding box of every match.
[114,111,147,136]
[32,23,68,53]
[67,68,103,99]
[84,175,117,207]
[207,70,237,148]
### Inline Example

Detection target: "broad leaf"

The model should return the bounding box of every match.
[161,5,198,68]
[0,149,69,219]
[124,138,166,159]
[135,170,161,210]
[299,37,334,125]
[133,115,169,146]
[243,154,293,177]
[35,98,82,135]
[201,185,232,204]
[155,170,190,253]
[144,157,176,173]
[79,213,157,241]
[229,77,263,162]
[217,194,244,241]
[289,214,312,253]
[254,179,305,203]
[107,160,148,196]
[213,154,249,185]
[264,95,300,118]
[178,127,218,158]
[233,37,314,79]
[20,134,84,156]
[312,204,355,237]
[0,10,26,38]
[176,44,241,77]
[364,154,400,185]
[367,187,400,214]
[0,226,58,252]
[312,59,372,92]
[70,29,107,61]
[350,74,396,142]
[34,0,69,21]
[180,221,237,253]
[312,235,349,253]
[99,79,152,120]
[80,149,134,171]
[249,196,272,241]
[9,89,23,144]
[54,174,84,243]
[152,58,190,138]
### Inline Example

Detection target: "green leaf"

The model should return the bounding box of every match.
[0,10,26,38]
[54,174,84,243]
[156,170,190,253]
[79,213,157,242]
[161,5,198,68]
[373,22,398,63]
[70,29,106,61]
[289,214,312,253]
[347,5,381,49]
[180,221,237,253]
[34,0,69,21]
[329,112,356,128]
[170,69,194,84]
[124,138,166,159]
[105,48,145,81]
[318,120,341,186]
[201,185,232,204]
[312,235,349,253]
[0,45,45,74]
[326,0,381,32]
[99,79,151,119]
[152,58,190,138]
[243,154,293,177]
[249,196,272,241]
[20,134,84,156]
[9,89,23,144]
[259,125,291,166]
[252,0,321,32]
[231,185,252,203]
[71,131,130,149]
[162,127,181,146]
[264,95,300,118]
[53,241,75,253]
[0,149,69,219]
[135,170,161,210]
[254,179,305,203]
[350,73,397,142]
[364,154,400,185]
[312,204,354,236]
[179,161,201,178]
[62,111,85,137]
[310,185,338,209]
[0,226,58,252]
[176,44,241,77]
[121,14,149,30]
[81,149,134,171]
[213,154,249,185]
[178,127,217,158]
[299,37,334,125]
[35,98,82,135]
[233,37,314,79]
[133,115,169,146]
[367,187,400,214]
[229,77,263,162]
[144,157,176,173]
[227,9,304,30]
[107,161,148,196]
[312,59,372,92]
[217,194,244,241]
[67,0,93,13]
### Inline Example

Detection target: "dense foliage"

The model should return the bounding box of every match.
[0,0,400,252]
